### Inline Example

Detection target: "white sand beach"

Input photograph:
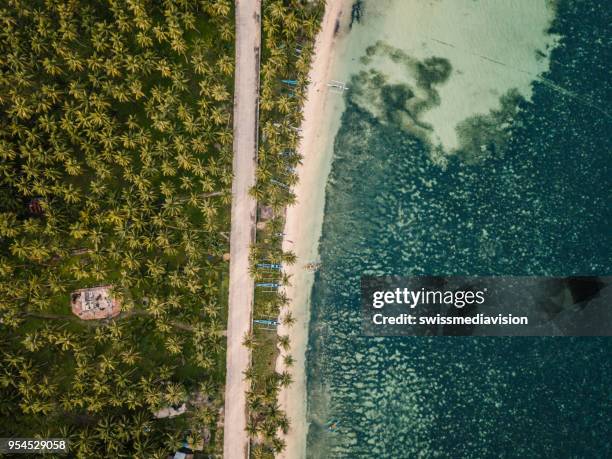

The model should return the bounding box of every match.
[275,1,354,458]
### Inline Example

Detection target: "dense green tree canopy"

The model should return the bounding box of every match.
[0,0,234,456]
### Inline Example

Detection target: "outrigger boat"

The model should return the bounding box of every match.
[326,419,340,432]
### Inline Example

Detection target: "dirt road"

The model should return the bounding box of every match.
[223,1,261,458]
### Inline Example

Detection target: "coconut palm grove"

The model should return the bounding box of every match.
[0,0,322,457]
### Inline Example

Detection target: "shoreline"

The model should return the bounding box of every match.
[275,2,354,458]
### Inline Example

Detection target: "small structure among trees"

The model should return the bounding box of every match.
[168,446,194,459]
[154,402,187,419]
[70,286,121,320]
[259,205,275,221]
[27,198,44,216]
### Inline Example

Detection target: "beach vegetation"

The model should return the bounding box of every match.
[247,0,324,455]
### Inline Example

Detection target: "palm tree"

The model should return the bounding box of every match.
[268,2,286,22]
[283,354,295,368]
[220,23,234,42]
[163,382,186,406]
[209,0,231,18]
[276,95,292,114]
[281,251,298,265]
[271,436,286,454]
[277,335,290,352]
[242,331,256,349]
[277,371,293,388]
[276,413,290,434]
[245,419,259,438]
[243,365,257,382]
[281,311,296,327]
[217,55,234,76]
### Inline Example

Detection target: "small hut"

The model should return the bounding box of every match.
[154,403,187,419]
[28,198,44,216]
[71,286,121,320]
[258,205,275,222]
[168,445,194,459]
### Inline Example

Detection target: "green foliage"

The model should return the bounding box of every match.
[0,0,234,456]
[248,0,324,453]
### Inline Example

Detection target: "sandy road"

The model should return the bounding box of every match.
[223,1,261,458]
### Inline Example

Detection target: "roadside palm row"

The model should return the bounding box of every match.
[0,1,234,457]
[244,0,324,457]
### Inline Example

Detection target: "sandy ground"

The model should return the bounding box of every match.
[224,1,261,458]
[275,2,354,458]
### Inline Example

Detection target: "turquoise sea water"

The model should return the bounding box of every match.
[306,1,611,457]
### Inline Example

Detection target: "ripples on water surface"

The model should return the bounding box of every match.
[306,1,611,457]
